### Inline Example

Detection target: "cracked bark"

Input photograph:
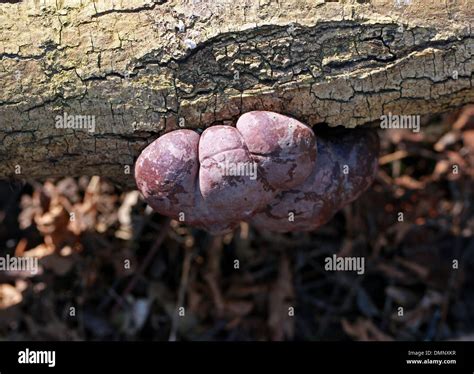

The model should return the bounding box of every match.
[0,0,472,186]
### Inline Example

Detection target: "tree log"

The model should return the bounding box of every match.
[0,0,472,186]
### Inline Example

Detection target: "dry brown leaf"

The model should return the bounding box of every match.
[34,201,69,236]
[68,201,97,236]
[0,284,23,309]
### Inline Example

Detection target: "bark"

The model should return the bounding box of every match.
[0,0,472,186]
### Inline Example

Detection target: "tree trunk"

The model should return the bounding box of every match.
[0,0,472,186]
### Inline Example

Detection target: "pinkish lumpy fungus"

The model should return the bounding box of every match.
[135,111,379,234]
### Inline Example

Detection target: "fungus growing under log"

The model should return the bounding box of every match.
[135,111,379,234]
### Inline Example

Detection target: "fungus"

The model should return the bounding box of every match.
[251,128,379,232]
[236,111,317,190]
[135,111,379,234]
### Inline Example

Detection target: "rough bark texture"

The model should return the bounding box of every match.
[0,0,473,186]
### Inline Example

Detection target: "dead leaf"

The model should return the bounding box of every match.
[0,284,22,309]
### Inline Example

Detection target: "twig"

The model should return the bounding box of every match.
[379,150,409,165]
[169,247,194,341]
[112,217,171,312]
[203,235,225,316]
